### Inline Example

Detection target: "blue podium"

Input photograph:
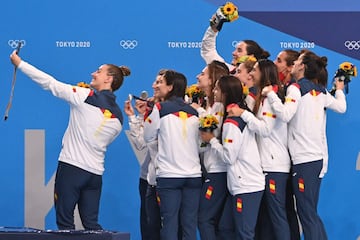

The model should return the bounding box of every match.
[0,227,130,240]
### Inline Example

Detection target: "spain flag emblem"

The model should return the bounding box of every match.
[285,97,296,103]
[298,178,305,192]
[205,186,213,200]
[269,179,276,194]
[224,138,233,143]
[236,198,242,212]
[262,112,276,119]
[156,192,161,206]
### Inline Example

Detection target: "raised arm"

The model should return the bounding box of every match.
[10,51,90,105]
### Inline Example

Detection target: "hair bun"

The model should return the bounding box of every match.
[320,56,328,67]
[119,66,131,77]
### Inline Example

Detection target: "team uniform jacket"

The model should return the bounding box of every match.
[209,116,265,195]
[146,141,158,186]
[143,97,202,178]
[197,102,227,173]
[241,88,290,173]
[201,26,235,72]
[18,61,123,175]
[266,78,346,173]
[127,115,151,180]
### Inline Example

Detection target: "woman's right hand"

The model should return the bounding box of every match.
[135,100,147,115]
[200,131,215,143]
[261,85,273,96]
[124,100,135,116]
[10,50,21,67]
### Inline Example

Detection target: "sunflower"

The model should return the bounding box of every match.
[185,84,206,103]
[339,62,357,77]
[77,82,91,88]
[237,55,257,64]
[354,66,357,77]
[340,62,352,71]
[222,3,235,15]
[199,114,219,131]
[228,8,239,22]
[204,120,212,128]
[221,2,239,22]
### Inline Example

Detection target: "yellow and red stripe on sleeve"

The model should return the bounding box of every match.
[215,111,224,117]
[262,112,276,118]
[285,97,296,103]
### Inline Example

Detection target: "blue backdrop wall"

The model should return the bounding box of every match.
[1,0,360,239]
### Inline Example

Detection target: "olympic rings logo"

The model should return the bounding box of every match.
[120,40,138,49]
[344,40,360,50]
[8,40,26,49]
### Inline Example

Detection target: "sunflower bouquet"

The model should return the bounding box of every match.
[210,2,239,31]
[339,62,357,77]
[77,81,91,88]
[185,84,206,105]
[199,114,219,132]
[236,55,257,65]
[330,61,357,95]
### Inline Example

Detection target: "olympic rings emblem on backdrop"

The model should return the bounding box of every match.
[120,40,138,49]
[8,40,26,49]
[232,41,239,48]
[344,40,360,50]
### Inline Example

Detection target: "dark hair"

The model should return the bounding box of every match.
[283,49,300,66]
[253,59,285,114]
[107,64,131,91]
[300,49,328,87]
[207,60,229,106]
[163,70,187,100]
[217,75,248,142]
[158,69,167,76]
[217,75,248,119]
[243,40,270,60]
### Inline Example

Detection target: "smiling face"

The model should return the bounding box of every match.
[291,54,305,80]
[90,65,113,91]
[234,63,253,87]
[274,51,292,83]
[197,66,212,92]
[231,41,248,65]
[152,74,173,101]
[151,79,158,99]
[274,51,288,74]
[249,62,261,87]
[213,80,223,103]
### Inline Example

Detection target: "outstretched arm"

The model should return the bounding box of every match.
[10,50,90,105]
